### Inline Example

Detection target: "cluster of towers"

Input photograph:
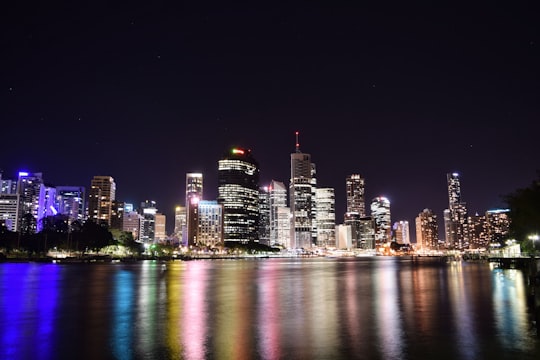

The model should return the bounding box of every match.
[0,135,511,252]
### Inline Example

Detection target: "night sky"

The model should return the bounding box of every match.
[2,2,539,237]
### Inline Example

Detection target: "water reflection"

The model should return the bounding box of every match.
[373,259,404,359]
[0,258,538,360]
[491,266,534,352]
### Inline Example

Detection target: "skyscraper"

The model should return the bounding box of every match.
[444,172,468,250]
[268,180,289,248]
[87,175,116,227]
[316,187,336,248]
[370,196,391,246]
[16,171,44,234]
[218,147,260,243]
[55,186,86,225]
[258,185,271,245]
[345,174,366,217]
[415,208,439,252]
[186,173,203,246]
[139,200,157,243]
[290,132,315,249]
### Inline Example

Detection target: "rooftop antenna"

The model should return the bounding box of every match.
[295,131,300,153]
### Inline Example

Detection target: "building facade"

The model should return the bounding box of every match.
[218,147,260,243]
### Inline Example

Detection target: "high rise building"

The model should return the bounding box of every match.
[370,196,392,246]
[186,173,203,246]
[123,210,141,240]
[290,132,315,249]
[154,213,166,242]
[16,171,44,234]
[87,175,116,227]
[316,187,336,248]
[139,200,157,243]
[344,212,361,248]
[218,147,260,243]
[486,208,510,246]
[468,212,488,249]
[0,193,19,232]
[268,180,288,247]
[415,208,439,251]
[196,200,224,247]
[258,186,271,246]
[358,216,376,250]
[345,174,366,217]
[444,172,468,250]
[174,205,187,246]
[110,200,125,231]
[392,220,410,244]
[55,186,86,225]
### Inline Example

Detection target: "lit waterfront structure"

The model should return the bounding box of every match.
[186,173,203,246]
[268,180,289,247]
[218,147,260,243]
[316,187,336,248]
[55,186,86,225]
[415,208,439,251]
[87,175,116,227]
[290,132,315,249]
[370,196,392,245]
[444,172,469,250]
[196,200,224,247]
[393,220,410,244]
[345,174,366,217]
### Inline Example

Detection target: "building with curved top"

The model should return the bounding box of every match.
[218,147,260,243]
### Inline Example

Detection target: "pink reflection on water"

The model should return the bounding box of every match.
[181,261,209,360]
[256,262,282,359]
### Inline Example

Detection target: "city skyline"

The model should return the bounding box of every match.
[2,2,538,236]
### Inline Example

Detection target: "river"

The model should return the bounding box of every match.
[0,257,538,359]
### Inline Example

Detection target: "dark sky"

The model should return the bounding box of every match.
[2,1,539,237]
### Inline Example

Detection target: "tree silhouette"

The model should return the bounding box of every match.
[504,170,540,252]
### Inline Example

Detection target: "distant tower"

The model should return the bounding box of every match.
[444,172,468,250]
[88,175,116,227]
[290,132,315,249]
[370,196,391,245]
[415,208,439,251]
[218,147,260,243]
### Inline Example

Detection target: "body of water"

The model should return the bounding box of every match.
[0,257,539,359]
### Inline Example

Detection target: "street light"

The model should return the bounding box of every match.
[527,234,539,257]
